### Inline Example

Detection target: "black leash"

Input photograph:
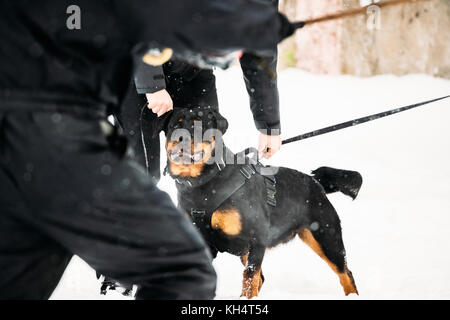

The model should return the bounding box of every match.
[140,103,151,174]
[282,95,450,145]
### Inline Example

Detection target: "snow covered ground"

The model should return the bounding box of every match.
[51,68,450,300]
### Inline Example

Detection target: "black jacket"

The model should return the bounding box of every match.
[0,0,293,115]
[134,55,281,134]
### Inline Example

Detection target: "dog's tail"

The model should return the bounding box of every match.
[311,167,363,200]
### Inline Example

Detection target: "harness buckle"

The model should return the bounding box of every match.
[240,165,255,180]
[175,178,193,188]
[216,160,226,172]
[191,209,206,216]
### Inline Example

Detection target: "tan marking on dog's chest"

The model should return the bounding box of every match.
[211,209,242,236]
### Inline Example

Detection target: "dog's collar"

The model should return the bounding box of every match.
[170,147,262,189]
[178,162,257,218]
[176,147,277,220]
[169,146,229,189]
[174,160,226,188]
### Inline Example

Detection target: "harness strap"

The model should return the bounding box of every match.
[178,163,256,218]
[177,148,277,225]
[264,175,277,207]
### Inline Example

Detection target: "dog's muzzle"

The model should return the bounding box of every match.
[168,148,205,164]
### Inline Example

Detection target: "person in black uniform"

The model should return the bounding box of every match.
[119,53,281,184]
[118,0,282,183]
[0,0,295,299]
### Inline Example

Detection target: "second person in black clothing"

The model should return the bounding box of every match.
[118,52,283,183]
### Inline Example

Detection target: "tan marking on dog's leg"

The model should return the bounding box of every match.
[338,267,358,296]
[240,253,264,294]
[298,228,358,296]
[240,254,248,267]
[211,209,242,236]
[258,270,264,292]
[241,268,262,299]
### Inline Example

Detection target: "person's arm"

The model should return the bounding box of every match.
[134,59,166,95]
[134,59,173,117]
[240,52,282,159]
[241,52,280,135]
[114,0,294,55]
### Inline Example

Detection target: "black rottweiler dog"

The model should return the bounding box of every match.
[153,106,363,299]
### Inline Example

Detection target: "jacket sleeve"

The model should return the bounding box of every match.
[240,52,281,135]
[114,0,294,54]
[133,59,166,94]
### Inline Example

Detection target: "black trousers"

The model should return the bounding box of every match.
[116,84,161,182]
[0,109,216,300]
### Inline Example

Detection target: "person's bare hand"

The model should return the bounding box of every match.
[258,133,281,159]
[146,89,173,117]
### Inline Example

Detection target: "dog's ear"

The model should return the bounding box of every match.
[150,111,172,138]
[215,112,229,135]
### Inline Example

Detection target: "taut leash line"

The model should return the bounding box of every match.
[282,95,450,145]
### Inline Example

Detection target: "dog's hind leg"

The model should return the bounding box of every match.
[240,253,265,292]
[298,227,358,296]
[241,245,266,299]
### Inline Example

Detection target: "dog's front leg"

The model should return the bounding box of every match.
[241,245,266,299]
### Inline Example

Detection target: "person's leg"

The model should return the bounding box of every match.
[0,158,72,299]
[0,214,72,300]
[117,82,161,182]
[145,121,161,182]
[0,111,216,299]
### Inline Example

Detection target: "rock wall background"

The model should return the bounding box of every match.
[279,0,450,79]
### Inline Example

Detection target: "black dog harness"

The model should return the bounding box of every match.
[173,148,277,221]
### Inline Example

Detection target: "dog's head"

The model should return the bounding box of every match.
[152,106,229,179]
